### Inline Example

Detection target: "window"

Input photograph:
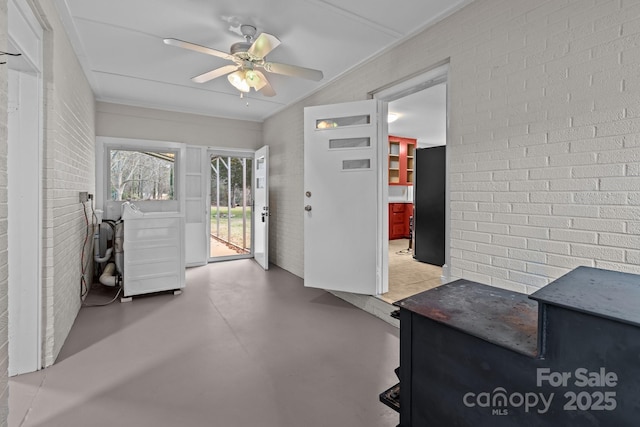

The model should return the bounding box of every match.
[108,149,177,201]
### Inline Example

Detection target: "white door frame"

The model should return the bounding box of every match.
[372,63,451,284]
[207,147,258,263]
[185,146,208,267]
[7,0,44,376]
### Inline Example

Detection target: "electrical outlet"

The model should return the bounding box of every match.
[79,191,89,203]
[88,193,93,200]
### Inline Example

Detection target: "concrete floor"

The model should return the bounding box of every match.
[9,260,400,427]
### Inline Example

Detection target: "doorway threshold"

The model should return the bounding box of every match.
[328,291,399,328]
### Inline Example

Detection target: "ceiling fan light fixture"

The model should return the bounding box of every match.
[245,69,261,88]
[166,23,321,98]
[228,70,251,93]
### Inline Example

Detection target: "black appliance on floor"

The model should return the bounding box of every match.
[381,266,640,426]
[412,145,445,266]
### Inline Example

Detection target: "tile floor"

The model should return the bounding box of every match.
[382,239,443,304]
[9,260,400,427]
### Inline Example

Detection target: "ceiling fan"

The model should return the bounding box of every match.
[164,24,323,97]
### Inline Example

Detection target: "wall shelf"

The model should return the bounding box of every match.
[388,135,417,186]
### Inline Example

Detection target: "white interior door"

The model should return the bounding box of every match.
[184,146,208,267]
[304,100,380,295]
[253,146,269,270]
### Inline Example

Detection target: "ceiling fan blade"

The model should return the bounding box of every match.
[252,70,275,96]
[163,38,234,61]
[248,33,281,59]
[262,62,323,81]
[192,64,239,83]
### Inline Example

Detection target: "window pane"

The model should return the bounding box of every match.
[256,157,265,189]
[109,150,176,201]
[316,115,370,129]
[342,159,371,170]
[329,137,370,149]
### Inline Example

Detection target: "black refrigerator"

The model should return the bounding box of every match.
[412,146,446,266]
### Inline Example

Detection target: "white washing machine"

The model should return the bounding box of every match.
[121,203,185,299]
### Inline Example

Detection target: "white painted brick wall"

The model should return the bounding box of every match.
[262,106,305,276]
[265,0,640,291]
[0,1,8,424]
[38,2,95,367]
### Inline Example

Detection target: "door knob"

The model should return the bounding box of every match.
[305,205,312,211]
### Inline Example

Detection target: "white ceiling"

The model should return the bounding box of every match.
[54,0,467,122]
[389,82,447,147]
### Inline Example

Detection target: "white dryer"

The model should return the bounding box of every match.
[121,202,185,299]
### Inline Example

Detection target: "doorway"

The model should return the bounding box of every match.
[209,153,254,261]
[376,66,449,304]
[301,67,449,302]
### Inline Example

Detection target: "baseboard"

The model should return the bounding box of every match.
[329,290,400,328]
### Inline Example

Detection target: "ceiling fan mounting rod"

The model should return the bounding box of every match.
[240,24,257,42]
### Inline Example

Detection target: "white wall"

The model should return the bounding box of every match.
[38,0,96,366]
[0,2,93,410]
[96,102,262,149]
[263,105,305,276]
[265,0,640,291]
[0,0,9,423]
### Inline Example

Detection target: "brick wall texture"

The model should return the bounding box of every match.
[264,0,640,292]
[0,0,95,402]
[0,0,8,424]
[37,1,95,366]
[2,2,640,424]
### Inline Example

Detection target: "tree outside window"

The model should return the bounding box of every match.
[109,150,176,201]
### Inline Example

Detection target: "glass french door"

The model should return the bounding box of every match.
[209,154,254,260]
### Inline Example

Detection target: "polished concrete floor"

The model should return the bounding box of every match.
[9,260,400,427]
